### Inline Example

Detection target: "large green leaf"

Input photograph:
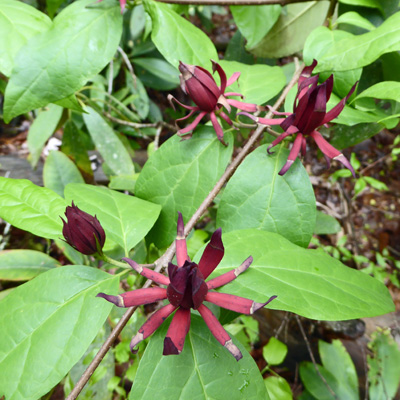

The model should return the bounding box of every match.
[338,0,383,11]
[0,266,118,400]
[3,0,122,122]
[316,11,400,72]
[43,150,85,198]
[129,315,269,400]
[250,1,330,58]
[230,5,282,49]
[83,107,135,176]
[219,61,286,105]
[135,127,233,248]
[314,211,341,235]
[143,0,218,69]
[335,11,377,31]
[64,183,161,255]
[0,177,66,240]
[354,81,400,103]
[0,0,52,77]
[0,250,59,281]
[27,104,63,168]
[217,145,316,248]
[196,229,394,320]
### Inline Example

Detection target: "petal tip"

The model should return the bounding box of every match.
[163,337,181,355]
[224,339,243,361]
[96,293,124,307]
[278,160,294,176]
[130,332,144,353]
[251,295,277,313]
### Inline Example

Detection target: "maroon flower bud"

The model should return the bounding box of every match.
[61,202,105,255]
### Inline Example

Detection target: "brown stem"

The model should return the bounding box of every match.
[323,0,337,27]
[104,112,177,132]
[155,0,314,5]
[67,61,304,399]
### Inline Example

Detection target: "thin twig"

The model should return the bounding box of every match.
[118,46,137,87]
[154,125,162,151]
[107,59,114,113]
[104,112,177,132]
[323,0,338,27]
[67,61,305,399]
[155,0,316,5]
[295,315,338,399]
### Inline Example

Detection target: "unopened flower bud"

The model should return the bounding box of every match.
[61,202,105,255]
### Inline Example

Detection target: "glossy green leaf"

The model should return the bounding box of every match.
[198,229,395,320]
[0,266,118,400]
[314,211,341,235]
[43,151,84,198]
[135,127,233,248]
[0,0,52,77]
[54,94,84,112]
[130,4,146,40]
[27,104,63,168]
[264,377,293,400]
[354,81,400,103]
[335,11,376,31]
[143,0,218,69]
[263,337,288,366]
[83,107,135,176]
[250,1,329,58]
[338,0,383,10]
[0,250,59,281]
[317,11,400,72]
[3,0,122,122]
[217,145,316,248]
[130,315,269,400]
[219,61,286,105]
[0,177,66,240]
[303,27,361,99]
[46,0,65,18]
[64,183,161,255]
[368,329,400,400]
[230,5,281,49]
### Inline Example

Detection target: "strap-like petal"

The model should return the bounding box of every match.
[176,212,190,267]
[163,308,191,355]
[278,133,303,175]
[97,287,167,308]
[178,111,208,134]
[122,258,170,286]
[210,112,227,145]
[198,228,224,279]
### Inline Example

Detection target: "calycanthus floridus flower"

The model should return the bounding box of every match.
[240,60,357,176]
[168,60,260,145]
[97,213,276,360]
[61,202,106,255]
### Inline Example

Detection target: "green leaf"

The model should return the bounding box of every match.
[133,57,180,91]
[3,0,122,122]
[250,1,329,58]
[130,4,146,40]
[364,176,389,191]
[338,0,383,11]
[64,183,161,255]
[264,376,293,400]
[263,337,288,366]
[129,315,269,400]
[230,5,282,49]
[354,81,400,103]
[0,0,52,77]
[316,11,400,72]
[0,177,66,240]
[0,266,118,400]
[0,250,59,281]
[83,107,135,176]
[54,94,85,112]
[135,127,233,248]
[335,11,376,31]
[125,72,149,119]
[219,61,286,105]
[46,0,65,18]
[143,0,218,69]
[27,104,63,168]
[314,211,341,235]
[198,229,395,320]
[217,145,316,248]
[43,150,85,198]
[368,329,400,400]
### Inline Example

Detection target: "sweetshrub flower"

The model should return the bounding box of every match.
[61,202,105,255]
[97,213,276,360]
[168,60,259,145]
[240,60,357,176]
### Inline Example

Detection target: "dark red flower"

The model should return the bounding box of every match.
[97,213,276,360]
[240,60,356,176]
[168,60,260,145]
[61,202,105,255]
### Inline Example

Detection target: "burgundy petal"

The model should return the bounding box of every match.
[163,308,191,355]
[224,91,244,98]
[267,130,296,155]
[278,133,303,176]
[167,94,198,111]
[198,304,242,361]
[226,72,241,87]
[122,258,170,286]
[226,99,257,113]
[190,267,208,309]
[237,111,283,126]
[212,60,227,94]
[130,304,177,352]
[167,262,189,307]
[210,112,227,145]
[321,81,358,125]
[97,287,167,308]
[219,111,233,126]
[205,291,275,314]
[198,228,224,279]
[176,212,189,267]
[178,111,208,135]
[206,256,253,290]
[298,59,317,87]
